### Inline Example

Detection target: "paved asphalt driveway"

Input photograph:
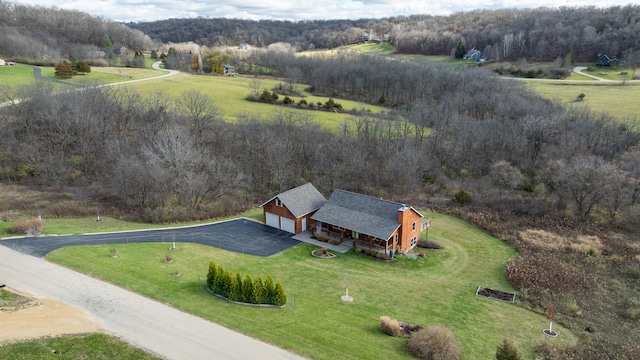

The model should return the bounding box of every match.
[1,218,299,257]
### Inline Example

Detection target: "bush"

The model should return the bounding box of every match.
[417,239,443,249]
[452,189,473,205]
[495,339,522,360]
[627,266,640,279]
[11,218,43,234]
[264,275,276,304]
[407,325,461,360]
[252,276,265,304]
[206,260,216,288]
[380,316,402,337]
[274,281,287,306]
[242,274,253,303]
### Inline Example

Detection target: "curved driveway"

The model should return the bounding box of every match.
[0,219,305,359]
[0,246,305,360]
[1,218,298,257]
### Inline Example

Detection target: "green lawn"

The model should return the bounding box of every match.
[0,333,160,359]
[37,66,162,85]
[527,81,640,123]
[0,208,264,238]
[0,64,39,93]
[125,72,387,131]
[46,212,576,359]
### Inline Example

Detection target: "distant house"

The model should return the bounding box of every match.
[6,61,16,66]
[0,59,5,66]
[262,184,430,255]
[238,43,250,50]
[223,64,235,75]
[117,44,130,56]
[463,48,482,62]
[596,54,620,67]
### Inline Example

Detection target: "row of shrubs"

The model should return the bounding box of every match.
[249,90,345,112]
[354,247,392,260]
[206,260,287,306]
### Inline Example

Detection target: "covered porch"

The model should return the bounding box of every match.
[312,221,394,254]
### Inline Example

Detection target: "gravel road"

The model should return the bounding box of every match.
[0,246,305,360]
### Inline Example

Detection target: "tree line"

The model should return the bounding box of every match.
[1,53,638,228]
[130,5,640,63]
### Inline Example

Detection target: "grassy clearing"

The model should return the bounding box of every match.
[0,65,37,93]
[47,212,576,359]
[37,66,161,85]
[0,333,160,359]
[527,81,640,123]
[125,72,386,131]
[0,208,263,238]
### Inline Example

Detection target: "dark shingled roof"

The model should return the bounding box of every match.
[260,183,326,218]
[311,189,404,240]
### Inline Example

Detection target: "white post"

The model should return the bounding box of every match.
[549,321,553,332]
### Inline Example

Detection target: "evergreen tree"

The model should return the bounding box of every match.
[150,49,158,59]
[252,276,265,304]
[242,274,253,303]
[75,60,91,75]
[213,265,224,294]
[229,273,241,301]
[264,275,276,304]
[222,269,232,298]
[54,60,75,78]
[455,41,466,59]
[206,260,216,288]
[495,339,522,360]
[274,281,287,306]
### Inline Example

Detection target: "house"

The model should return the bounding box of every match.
[7,61,15,66]
[224,64,235,75]
[262,184,430,255]
[0,59,5,66]
[596,54,620,67]
[260,183,327,234]
[463,48,482,62]
[117,43,130,56]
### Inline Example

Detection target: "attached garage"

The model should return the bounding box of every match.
[265,212,279,229]
[264,212,296,234]
[280,217,295,234]
[260,183,327,235]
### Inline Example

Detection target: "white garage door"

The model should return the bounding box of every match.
[265,212,279,229]
[280,217,296,234]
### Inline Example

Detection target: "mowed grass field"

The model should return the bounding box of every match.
[527,80,640,123]
[46,212,576,360]
[124,71,386,130]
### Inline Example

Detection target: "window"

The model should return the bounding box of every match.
[395,234,398,244]
[412,222,416,231]
[410,237,417,248]
[275,198,282,207]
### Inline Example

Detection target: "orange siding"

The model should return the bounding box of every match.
[397,208,422,253]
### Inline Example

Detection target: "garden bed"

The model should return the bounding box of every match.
[475,286,515,303]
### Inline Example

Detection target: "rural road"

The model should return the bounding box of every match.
[0,245,305,360]
[0,61,178,108]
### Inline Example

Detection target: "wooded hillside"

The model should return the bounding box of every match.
[129,5,640,62]
[0,0,155,65]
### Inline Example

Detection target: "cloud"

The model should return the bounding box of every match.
[14,0,640,22]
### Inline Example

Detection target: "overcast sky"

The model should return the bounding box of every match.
[14,0,640,23]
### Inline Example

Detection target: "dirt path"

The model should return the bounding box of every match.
[0,245,305,359]
[0,291,104,343]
